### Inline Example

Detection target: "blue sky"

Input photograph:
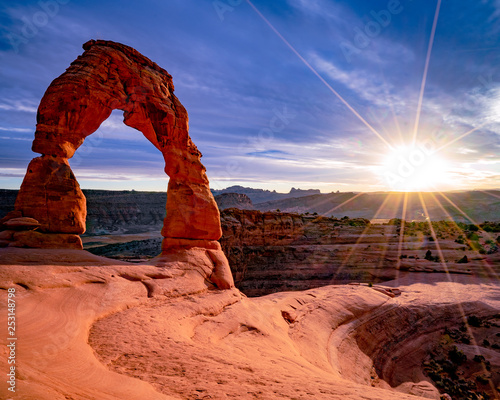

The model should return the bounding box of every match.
[0,0,499,193]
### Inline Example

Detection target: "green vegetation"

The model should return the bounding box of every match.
[386,220,499,255]
[347,218,370,227]
[423,317,499,400]
[480,221,500,232]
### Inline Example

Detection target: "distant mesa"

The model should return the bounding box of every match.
[289,187,321,195]
[215,193,254,210]
[0,39,233,288]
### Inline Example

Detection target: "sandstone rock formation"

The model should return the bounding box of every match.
[0,248,498,399]
[2,40,233,288]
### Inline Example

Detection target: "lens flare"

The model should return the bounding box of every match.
[379,144,451,192]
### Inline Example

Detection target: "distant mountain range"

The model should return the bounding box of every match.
[0,188,499,233]
[211,185,321,204]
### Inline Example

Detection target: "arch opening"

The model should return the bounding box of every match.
[72,109,167,191]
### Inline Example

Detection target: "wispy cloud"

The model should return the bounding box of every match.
[310,53,398,106]
[287,0,349,24]
[0,101,37,113]
[0,127,32,132]
[0,168,27,178]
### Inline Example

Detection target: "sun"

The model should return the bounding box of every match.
[378,144,451,192]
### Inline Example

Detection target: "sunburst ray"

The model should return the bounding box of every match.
[333,193,401,281]
[245,0,394,150]
[411,0,442,146]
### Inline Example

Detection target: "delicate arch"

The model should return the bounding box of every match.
[12,40,229,278]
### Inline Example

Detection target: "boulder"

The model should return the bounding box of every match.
[9,231,83,249]
[0,230,15,240]
[3,217,41,230]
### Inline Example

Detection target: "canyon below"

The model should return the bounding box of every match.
[1,188,499,399]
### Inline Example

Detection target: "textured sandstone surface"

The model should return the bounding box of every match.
[4,40,232,289]
[0,248,498,400]
[15,156,86,234]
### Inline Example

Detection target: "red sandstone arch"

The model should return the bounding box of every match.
[9,40,233,287]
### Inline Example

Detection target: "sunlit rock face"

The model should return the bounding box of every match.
[3,40,233,288]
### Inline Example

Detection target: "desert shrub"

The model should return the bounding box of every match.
[468,315,482,327]
[480,221,500,232]
[448,346,467,365]
[461,336,471,344]
[467,232,480,241]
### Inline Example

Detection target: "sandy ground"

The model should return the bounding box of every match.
[0,247,499,400]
